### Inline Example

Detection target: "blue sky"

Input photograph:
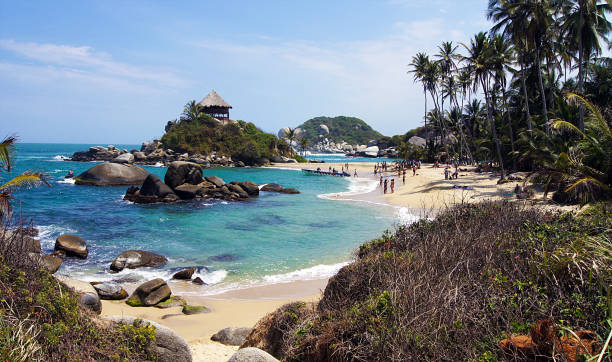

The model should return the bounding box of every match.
[1,0,491,144]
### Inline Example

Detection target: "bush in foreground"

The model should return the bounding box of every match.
[0,225,158,361]
[243,202,611,361]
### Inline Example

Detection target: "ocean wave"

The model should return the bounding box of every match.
[52,155,69,161]
[56,178,75,185]
[318,177,377,200]
[262,262,349,284]
[152,162,165,167]
[37,224,77,249]
[62,266,228,286]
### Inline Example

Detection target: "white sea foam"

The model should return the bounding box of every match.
[152,162,165,167]
[56,178,75,185]
[37,224,77,249]
[52,155,68,161]
[318,177,377,200]
[262,262,349,284]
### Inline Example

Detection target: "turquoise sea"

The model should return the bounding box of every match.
[11,143,408,295]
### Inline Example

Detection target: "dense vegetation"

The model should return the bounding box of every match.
[244,202,611,361]
[296,116,383,145]
[400,0,611,203]
[161,100,293,165]
[0,226,158,361]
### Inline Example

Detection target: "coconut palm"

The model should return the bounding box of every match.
[285,128,298,154]
[181,100,202,122]
[557,0,612,130]
[0,137,49,219]
[299,137,309,156]
[462,32,507,179]
[409,53,432,150]
[532,92,611,202]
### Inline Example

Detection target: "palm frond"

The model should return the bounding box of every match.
[551,120,585,137]
[565,177,610,193]
[0,171,50,193]
[0,136,16,173]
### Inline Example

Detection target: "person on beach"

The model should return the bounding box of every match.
[354,169,357,177]
[380,175,383,187]
[444,167,450,180]
[412,165,416,176]
[403,170,406,184]
[383,179,388,194]
[390,179,395,193]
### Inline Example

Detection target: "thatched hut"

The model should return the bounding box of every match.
[198,90,232,121]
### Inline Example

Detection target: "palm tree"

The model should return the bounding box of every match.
[299,137,309,156]
[0,137,49,219]
[558,0,612,131]
[462,32,506,179]
[182,100,202,122]
[409,53,432,152]
[532,93,611,202]
[285,128,297,154]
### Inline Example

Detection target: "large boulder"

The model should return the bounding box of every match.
[232,181,259,196]
[40,254,63,273]
[318,124,329,135]
[228,184,249,199]
[211,327,251,346]
[55,275,101,314]
[277,127,290,139]
[110,250,167,272]
[228,348,278,362]
[106,316,192,362]
[260,183,283,193]
[174,184,201,200]
[93,282,128,300]
[126,278,171,306]
[111,153,135,164]
[75,162,149,186]
[172,268,195,280]
[139,174,176,198]
[363,145,379,157]
[408,136,426,147]
[205,176,225,188]
[55,234,88,259]
[164,161,203,189]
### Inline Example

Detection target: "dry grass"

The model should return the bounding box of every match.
[244,202,611,361]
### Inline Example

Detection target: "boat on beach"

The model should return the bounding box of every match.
[301,168,350,177]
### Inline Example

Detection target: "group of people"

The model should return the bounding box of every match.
[375,159,423,195]
[380,175,395,194]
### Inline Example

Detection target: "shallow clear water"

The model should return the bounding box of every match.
[9,143,404,295]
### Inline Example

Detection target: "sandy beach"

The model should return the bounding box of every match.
[101,161,578,361]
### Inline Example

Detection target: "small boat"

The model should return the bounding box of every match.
[301,169,350,177]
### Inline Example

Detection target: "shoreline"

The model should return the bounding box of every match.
[71,161,579,360]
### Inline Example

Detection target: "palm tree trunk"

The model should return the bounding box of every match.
[536,49,549,133]
[520,60,533,135]
[578,3,585,131]
[502,95,517,172]
[482,78,506,180]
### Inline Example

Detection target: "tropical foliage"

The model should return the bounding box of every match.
[0,136,48,219]
[161,101,292,165]
[296,116,383,145]
[405,0,611,202]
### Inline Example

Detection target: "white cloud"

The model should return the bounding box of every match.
[0,39,185,91]
[191,18,476,134]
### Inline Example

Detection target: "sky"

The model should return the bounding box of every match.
[1,0,492,144]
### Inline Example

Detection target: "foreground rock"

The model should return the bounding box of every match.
[155,296,187,309]
[228,348,279,362]
[172,268,195,280]
[92,282,128,300]
[29,253,63,273]
[126,278,171,307]
[106,316,192,362]
[182,305,210,315]
[55,275,101,314]
[55,234,88,259]
[75,162,149,186]
[211,327,251,346]
[110,250,167,272]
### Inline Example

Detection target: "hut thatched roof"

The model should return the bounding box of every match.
[198,90,232,108]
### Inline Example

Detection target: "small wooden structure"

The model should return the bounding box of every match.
[198,90,232,121]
